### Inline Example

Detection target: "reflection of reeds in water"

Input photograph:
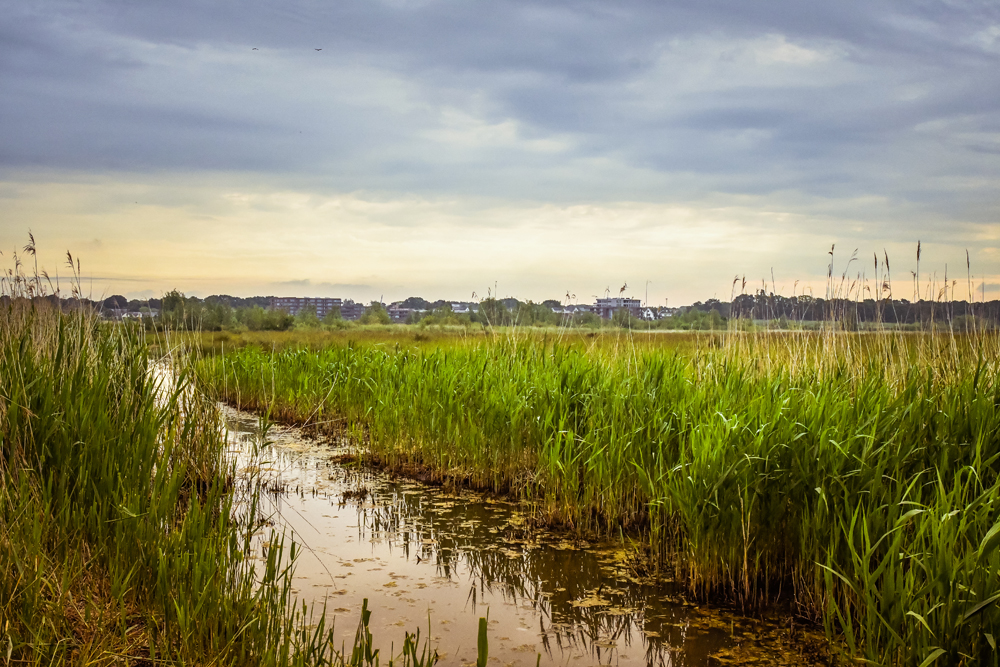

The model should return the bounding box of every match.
[348,477,711,664]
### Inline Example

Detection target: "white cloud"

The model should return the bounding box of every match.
[752,35,836,65]
[3,174,997,303]
[970,25,1000,51]
[423,107,572,153]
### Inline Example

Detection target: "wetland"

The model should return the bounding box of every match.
[198,328,1000,667]
[228,406,828,666]
[4,287,998,667]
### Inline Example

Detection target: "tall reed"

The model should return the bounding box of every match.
[0,254,433,665]
[195,329,1000,666]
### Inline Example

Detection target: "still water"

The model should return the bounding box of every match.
[226,406,825,667]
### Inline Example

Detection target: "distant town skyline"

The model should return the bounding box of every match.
[2,2,997,303]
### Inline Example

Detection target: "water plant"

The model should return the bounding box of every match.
[476,617,489,667]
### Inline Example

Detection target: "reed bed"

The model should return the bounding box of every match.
[195,329,1000,666]
[0,293,433,665]
[187,326,709,357]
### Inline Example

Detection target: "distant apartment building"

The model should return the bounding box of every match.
[339,301,365,320]
[270,297,343,317]
[594,297,643,319]
[270,297,367,320]
[384,307,406,322]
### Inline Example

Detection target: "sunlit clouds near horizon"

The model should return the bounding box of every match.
[2,1,998,304]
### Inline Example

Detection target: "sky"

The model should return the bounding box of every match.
[2,0,998,305]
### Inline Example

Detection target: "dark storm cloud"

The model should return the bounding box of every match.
[2,0,999,223]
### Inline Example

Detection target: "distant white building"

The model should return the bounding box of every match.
[450,303,478,315]
[595,297,642,319]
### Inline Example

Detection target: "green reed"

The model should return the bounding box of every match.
[195,329,1000,666]
[0,292,438,665]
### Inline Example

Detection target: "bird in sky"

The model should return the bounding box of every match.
[619,282,628,296]
[252,47,258,50]
[314,48,322,51]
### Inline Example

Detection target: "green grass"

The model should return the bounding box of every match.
[0,293,437,664]
[194,328,1000,666]
[181,326,713,360]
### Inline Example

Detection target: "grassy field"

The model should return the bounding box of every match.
[0,289,439,664]
[193,326,1000,666]
[187,324,714,356]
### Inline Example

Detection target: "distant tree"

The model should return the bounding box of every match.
[237,306,293,331]
[322,307,342,326]
[295,306,321,329]
[400,296,433,310]
[514,301,559,326]
[359,301,391,325]
[477,298,509,327]
[103,295,128,309]
[573,311,602,328]
[238,306,265,330]
[160,290,186,328]
[611,309,634,329]
[417,303,472,327]
[541,299,562,309]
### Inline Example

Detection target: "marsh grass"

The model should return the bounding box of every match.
[0,247,437,666]
[195,323,1000,666]
[183,326,710,358]
[0,298,282,664]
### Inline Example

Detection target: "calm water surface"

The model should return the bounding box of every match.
[225,406,824,667]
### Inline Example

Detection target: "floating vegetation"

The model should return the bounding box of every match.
[225,406,829,666]
[342,486,371,502]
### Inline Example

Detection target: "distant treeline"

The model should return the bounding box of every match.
[68,290,1000,332]
[101,293,273,312]
[158,292,295,331]
[724,292,1000,328]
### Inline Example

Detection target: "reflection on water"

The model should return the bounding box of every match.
[225,406,825,667]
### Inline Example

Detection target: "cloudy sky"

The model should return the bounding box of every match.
[2,1,998,304]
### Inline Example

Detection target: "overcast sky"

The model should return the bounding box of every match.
[2,0,998,304]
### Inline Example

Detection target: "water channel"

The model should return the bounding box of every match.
[226,405,827,667]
